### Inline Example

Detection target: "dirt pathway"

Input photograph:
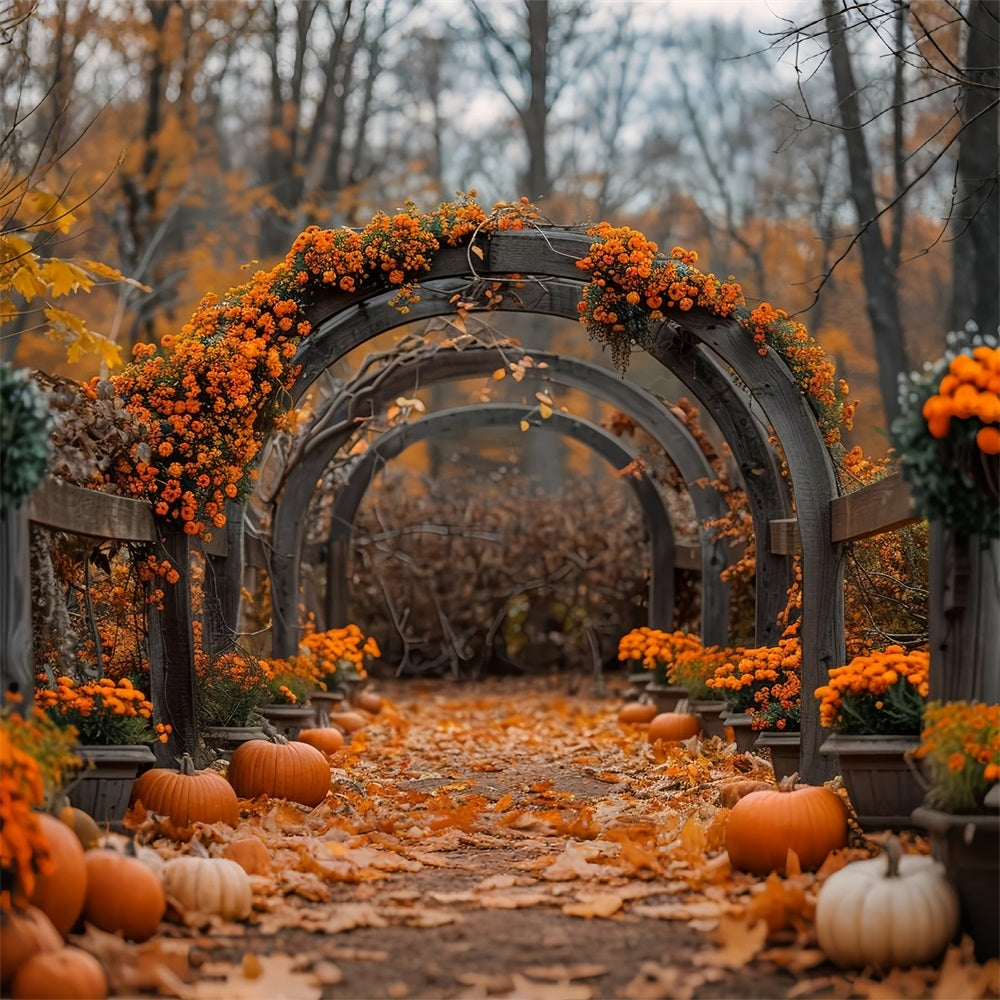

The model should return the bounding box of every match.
[87,675,995,1000]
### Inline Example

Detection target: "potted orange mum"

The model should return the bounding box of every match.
[815,645,928,828]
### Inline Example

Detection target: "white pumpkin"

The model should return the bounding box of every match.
[815,839,959,969]
[162,857,253,921]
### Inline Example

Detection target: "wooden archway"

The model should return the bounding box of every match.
[287,229,841,781]
[318,403,677,655]
[266,345,737,657]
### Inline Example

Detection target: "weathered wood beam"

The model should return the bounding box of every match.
[769,473,919,554]
[28,478,227,556]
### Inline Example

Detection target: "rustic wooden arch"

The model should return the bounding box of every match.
[319,403,678,662]
[288,229,841,782]
[267,345,735,657]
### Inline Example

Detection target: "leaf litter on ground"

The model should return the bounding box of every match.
[80,676,1000,999]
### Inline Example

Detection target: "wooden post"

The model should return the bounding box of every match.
[202,502,243,656]
[148,529,199,763]
[0,505,34,706]
[929,522,1000,704]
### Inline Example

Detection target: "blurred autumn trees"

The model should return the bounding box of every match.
[4,0,995,447]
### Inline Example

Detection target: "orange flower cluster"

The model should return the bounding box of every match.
[575,229,854,449]
[35,676,170,745]
[298,624,382,685]
[707,625,801,730]
[0,706,79,910]
[617,627,703,684]
[106,259,307,537]
[258,653,329,704]
[667,643,737,699]
[576,229,743,369]
[912,701,1000,812]
[921,345,1000,454]
[815,645,929,734]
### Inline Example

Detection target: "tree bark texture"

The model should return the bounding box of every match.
[950,0,1000,338]
[822,0,909,428]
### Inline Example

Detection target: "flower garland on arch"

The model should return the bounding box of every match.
[99,193,854,540]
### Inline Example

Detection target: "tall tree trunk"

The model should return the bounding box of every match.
[950,0,999,338]
[822,0,910,428]
[520,0,550,199]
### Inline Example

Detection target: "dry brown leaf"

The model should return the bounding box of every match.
[520,964,608,981]
[692,915,769,969]
[561,892,624,918]
[541,841,612,881]
[508,973,593,1000]
[185,953,322,999]
[479,890,554,909]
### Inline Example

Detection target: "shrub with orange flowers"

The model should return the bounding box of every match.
[617,627,704,686]
[195,648,271,728]
[296,624,382,689]
[911,700,1000,813]
[707,624,802,731]
[0,705,79,909]
[35,676,171,746]
[815,645,929,735]
[892,330,1000,538]
[666,643,738,700]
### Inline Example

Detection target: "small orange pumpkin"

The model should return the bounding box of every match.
[647,712,701,743]
[28,812,87,937]
[296,726,346,756]
[329,711,367,734]
[0,906,63,988]
[83,848,166,942]
[227,738,330,807]
[717,778,773,808]
[617,701,658,726]
[725,773,849,874]
[354,690,383,714]
[9,946,107,999]
[129,753,239,839]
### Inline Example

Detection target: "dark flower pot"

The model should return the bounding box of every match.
[819,733,924,829]
[753,730,800,780]
[912,804,1000,961]
[69,744,157,830]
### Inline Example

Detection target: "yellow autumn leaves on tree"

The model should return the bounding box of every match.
[1,172,149,369]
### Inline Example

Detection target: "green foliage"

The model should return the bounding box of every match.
[0,363,53,510]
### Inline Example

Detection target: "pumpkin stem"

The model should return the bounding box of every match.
[777,772,799,793]
[883,835,903,878]
[177,753,197,776]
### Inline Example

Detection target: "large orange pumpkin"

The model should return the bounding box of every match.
[129,753,239,839]
[0,906,63,988]
[9,946,107,999]
[83,849,166,942]
[647,712,701,743]
[227,738,330,807]
[28,812,87,937]
[295,726,346,756]
[725,774,849,874]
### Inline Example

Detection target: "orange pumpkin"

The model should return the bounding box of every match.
[296,726,346,756]
[28,813,87,937]
[227,739,330,807]
[647,712,701,743]
[221,834,271,876]
[354,690,383,714]
[83,849,166,942]
[0,906,63,988]
[9,946,107,999]
[329,711,367,734]
[725,774,849,874]
[617,701,658,726]
[129,753,239,839]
